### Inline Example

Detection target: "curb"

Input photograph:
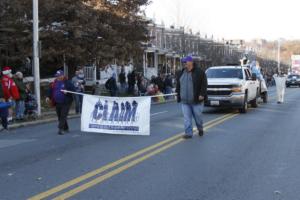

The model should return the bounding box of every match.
[10,114,80,129]
[152,99,177,105]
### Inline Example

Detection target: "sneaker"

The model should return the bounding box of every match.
[3,129,10,133]
[182,135,193,139]
[0,128,9,133]
[198,130,204,137]
[58,130,66,135]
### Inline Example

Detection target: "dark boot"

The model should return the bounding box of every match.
[198,129,204,137]
[58,130,66,135]
[182,135,193,139]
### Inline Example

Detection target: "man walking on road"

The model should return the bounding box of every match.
[46,70,75,135]
[176,56,207,139]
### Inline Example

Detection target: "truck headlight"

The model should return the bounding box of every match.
[231,84,243,92]
[232,87,242,92]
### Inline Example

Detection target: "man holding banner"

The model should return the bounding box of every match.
[46,70,75,135]
[176,56,208,139]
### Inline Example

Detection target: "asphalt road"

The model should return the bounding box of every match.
[0,87,300,200]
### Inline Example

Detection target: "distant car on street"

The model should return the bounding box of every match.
[205,66,261,113]
[286,74,300,87]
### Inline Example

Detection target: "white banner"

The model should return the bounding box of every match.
[81,95,151,136]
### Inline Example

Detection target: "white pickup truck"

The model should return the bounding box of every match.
[205,66,261,113]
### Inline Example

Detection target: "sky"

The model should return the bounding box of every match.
[145,0,300,41]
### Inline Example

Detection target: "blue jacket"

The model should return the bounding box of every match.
[48,79,75,105]
[0,102,12,109]
[0,102,11,117]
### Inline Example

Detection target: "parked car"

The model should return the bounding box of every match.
[286,74,300,87]
[205,66,260,113]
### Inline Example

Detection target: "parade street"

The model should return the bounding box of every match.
[0,87,298,200]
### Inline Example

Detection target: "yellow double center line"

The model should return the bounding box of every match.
[28,113,238,200]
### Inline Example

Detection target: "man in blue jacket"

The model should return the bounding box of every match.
[46,70,75,135]
[176,56,208,139]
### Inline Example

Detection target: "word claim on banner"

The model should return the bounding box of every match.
[81,94,151,136]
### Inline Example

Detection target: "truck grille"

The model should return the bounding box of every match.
[207,90,232,96]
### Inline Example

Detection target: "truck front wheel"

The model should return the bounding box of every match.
[250,90,259,108]
[239,93,248,113]
[262,92,268,103]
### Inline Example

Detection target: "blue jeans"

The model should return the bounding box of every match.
[16,100,25,119]
[73,94,83,114]
[181,103,204,136]
[120,83,127,94]
[0,107,8,129]
[165,86,173,100]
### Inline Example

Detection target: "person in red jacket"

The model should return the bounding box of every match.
[1,66,20,122]
[1,66,20,101]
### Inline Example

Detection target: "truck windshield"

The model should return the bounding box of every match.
[206,68,243,79]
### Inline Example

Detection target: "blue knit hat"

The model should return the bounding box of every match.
[55,70,64,77]
[181,56,193,63]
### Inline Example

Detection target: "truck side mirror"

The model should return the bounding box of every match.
[252,73,257,81]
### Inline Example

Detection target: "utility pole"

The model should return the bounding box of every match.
[33,0,41,116]
[63,54,68,78]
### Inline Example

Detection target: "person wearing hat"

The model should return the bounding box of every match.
[176,56,207,139]
[1,66,20,100]
[14,72,27,120]
[1,66,20,122]
[46,70,75,135]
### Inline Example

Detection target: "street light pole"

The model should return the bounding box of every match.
[277,39,281,74]
[33,0,41,116]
